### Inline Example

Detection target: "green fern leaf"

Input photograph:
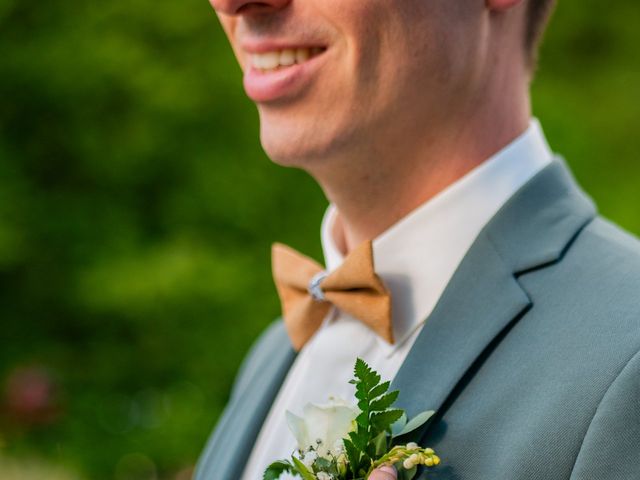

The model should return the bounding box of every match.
[369,380,391,400]
[370,390,399,412]
[371,409,404,433]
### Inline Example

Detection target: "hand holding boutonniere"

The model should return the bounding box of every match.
[264,359,440,480]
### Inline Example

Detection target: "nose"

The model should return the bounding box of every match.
[210,0,290,16]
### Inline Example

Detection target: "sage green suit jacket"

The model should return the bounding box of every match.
[195,159,640,479]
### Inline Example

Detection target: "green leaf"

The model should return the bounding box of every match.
[354,358,381,393]
[356,411,369,428]
[349,430,369,451]
[369,390,399,412]
[263,460,294,480]
[354,358,370,382]
[291,456,317,480]
[368,372,381,391]
[369,380,391,400]
[343,438,361,478]
[396,461,418,480]
[349,358,408,475]
[393,410,436,438]
[313,456,337,476]
[373,430,388,457]
[391,412,408,436]
[371,409,404,432]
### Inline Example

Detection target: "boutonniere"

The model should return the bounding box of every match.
[264,358,440,480]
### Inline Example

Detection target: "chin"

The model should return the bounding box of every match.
[257,105,361,171]
[259,120,334,169]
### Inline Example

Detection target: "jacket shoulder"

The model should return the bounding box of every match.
[521,214,640,333]
[530,215,640,336]
[584,216,640,259]
[576,216,640,283]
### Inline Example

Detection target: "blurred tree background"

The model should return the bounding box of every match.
[0,0,638,478]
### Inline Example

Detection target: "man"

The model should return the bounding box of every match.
[196,0,640,478]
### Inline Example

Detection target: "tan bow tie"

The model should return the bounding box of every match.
[271,241,393,351]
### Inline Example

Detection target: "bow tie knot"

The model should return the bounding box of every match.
[271,241,393,351]
[308,271,329,301]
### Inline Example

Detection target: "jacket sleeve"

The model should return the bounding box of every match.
[570,347,640,479]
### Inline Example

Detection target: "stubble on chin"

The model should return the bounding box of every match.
[257,107,354,170]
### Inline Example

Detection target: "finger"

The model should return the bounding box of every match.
[369,465,397,480]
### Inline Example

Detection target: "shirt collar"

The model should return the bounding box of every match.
[321,119,554,356]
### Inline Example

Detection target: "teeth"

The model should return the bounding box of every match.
[250,47,325,72]
[279,49,296,66]
[295,48,310,63]
[255,51,280,70]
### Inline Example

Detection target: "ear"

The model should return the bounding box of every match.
[485,0,523,11]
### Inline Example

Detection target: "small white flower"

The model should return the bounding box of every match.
[286,398,358,457]
[332,438,345,455]
[317,473,332,480]
[406,442,419,450]
[403,458,415,470]
[302,449,318,469]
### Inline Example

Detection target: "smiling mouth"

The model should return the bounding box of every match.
[248,47,327,73]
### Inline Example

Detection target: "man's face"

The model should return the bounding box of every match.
[210,0,487,169]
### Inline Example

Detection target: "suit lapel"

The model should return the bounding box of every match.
[195,323,296,480]
[391,235,531,423]
[392,159,596,437]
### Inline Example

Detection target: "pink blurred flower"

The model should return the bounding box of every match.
[3,366,61,426]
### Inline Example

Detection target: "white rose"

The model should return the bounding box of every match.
[286,398,358,458]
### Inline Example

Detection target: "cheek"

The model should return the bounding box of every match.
[318,0,401,99]
[369,1,479,97]
[216,15,238,50]
[326,1,436,111]
[330,0,440,79]
[216,11,232,32]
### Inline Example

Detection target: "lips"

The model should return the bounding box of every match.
[241,43,328,103]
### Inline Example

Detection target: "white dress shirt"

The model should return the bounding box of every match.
[241,119,553,480]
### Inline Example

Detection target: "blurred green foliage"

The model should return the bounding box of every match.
[0,0,638,478]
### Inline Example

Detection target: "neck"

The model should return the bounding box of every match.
[313,89,530,253]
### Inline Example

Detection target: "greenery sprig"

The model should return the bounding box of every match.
[264,358,439,480]
[343,358,403,478]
